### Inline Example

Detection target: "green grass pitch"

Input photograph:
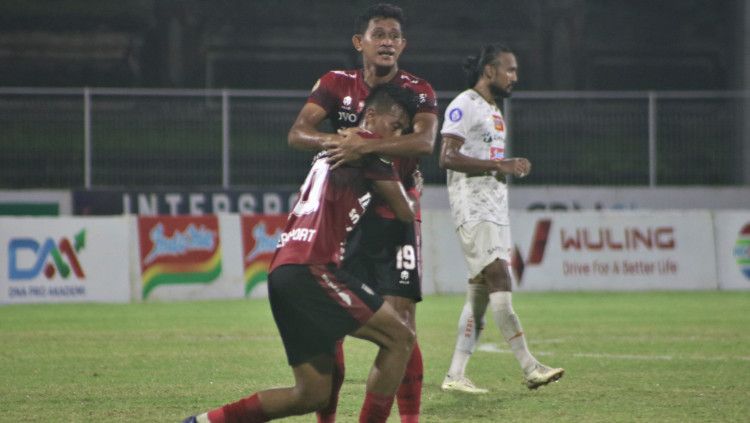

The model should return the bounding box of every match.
[1,291,749,422]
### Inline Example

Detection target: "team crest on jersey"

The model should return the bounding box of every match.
[490,146,505,160]
[493,114,505,131]
[448,108,463,122]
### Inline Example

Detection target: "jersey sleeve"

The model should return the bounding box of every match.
[413,81,438,115]
[440,94,472,140]
[307,72,339,115]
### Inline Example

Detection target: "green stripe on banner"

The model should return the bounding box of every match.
[245,271,269,297]
[142,263,223,299]
[0,203,59,216]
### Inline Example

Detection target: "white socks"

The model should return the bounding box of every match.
[447,284,488,379]
[489,291,537,372]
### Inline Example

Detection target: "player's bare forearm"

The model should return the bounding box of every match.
[326,113,437,164]
[440,135,531,177]
[287,102,330,152]
[367,112,437,157]
[288,125,330,152]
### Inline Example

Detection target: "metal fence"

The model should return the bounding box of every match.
[1,88,747,189]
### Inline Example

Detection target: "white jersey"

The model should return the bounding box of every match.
[440,89,509,228]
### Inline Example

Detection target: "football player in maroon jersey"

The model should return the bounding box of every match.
[183,85,419,423]
[287,4,436,422]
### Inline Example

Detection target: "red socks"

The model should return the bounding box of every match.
[359,391,395,423]
[396,342,423,423]
[207,393,269,423]
[317,340,346,423]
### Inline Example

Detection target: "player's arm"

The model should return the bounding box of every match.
[287,102,346,152]
[373,179,416,223]
[325,112,438,167]
[440,134,531,177]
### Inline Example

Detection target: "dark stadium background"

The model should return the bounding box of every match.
[1,0,748,188]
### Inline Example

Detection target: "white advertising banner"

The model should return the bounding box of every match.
[0,216,130,304]
[713,211,750,290]
[510,211,717,291]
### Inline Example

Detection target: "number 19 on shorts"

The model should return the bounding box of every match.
[396,245,416,270]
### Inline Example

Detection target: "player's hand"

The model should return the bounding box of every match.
[496,158,531,178]
[323,128,366,169]
[412,169,424,194]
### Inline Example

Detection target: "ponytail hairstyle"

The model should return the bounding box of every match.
[462,43,513,88]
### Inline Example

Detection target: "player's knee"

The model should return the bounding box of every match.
[292,385,331,413]
[391,321,416,354]
[483,259,511,291]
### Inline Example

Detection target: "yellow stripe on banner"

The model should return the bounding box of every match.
[244,260,271,283]
[142,248,222,288]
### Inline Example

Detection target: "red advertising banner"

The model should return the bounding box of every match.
[137,215,222,299]
[241,214,286,297]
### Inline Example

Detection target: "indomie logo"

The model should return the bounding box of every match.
[245,222,282,262]
[560,227,675,251]
[8,230,86,280]
[144,223,216,264]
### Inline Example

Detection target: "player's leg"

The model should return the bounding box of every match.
[481,223,564,389]
[383,295,421,423]
[350,300,416,423]
[184,264,345,422]
[442,223,491,393]
[442,276,489,394]
[186,355,334,423]
[315,339,344,423]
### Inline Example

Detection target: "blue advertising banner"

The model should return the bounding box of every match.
[73,189,298,216]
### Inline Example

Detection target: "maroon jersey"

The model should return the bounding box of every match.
[270,132,399,271]
[307,69,437,220]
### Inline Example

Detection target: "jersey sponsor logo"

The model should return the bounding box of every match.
[311,79,321,93]
[732,223,750,279]
[338,111,359,123]
[490,147,505,160]
[493,114,505,131]
[418,93,427,105]
[278,227,317,247]
[448,108,463,122]
[343,96,352,107]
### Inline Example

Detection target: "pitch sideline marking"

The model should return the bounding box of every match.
[476,343,750,362]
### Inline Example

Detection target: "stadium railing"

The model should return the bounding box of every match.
[1,87,748,188]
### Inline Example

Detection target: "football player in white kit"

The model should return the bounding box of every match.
[438,44,564,393]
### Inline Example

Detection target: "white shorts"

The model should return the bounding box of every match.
[457,221,512,279]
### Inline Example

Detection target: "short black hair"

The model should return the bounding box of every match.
[364,84,417,122]
[355,3,406,34]
[462,43,514,88]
